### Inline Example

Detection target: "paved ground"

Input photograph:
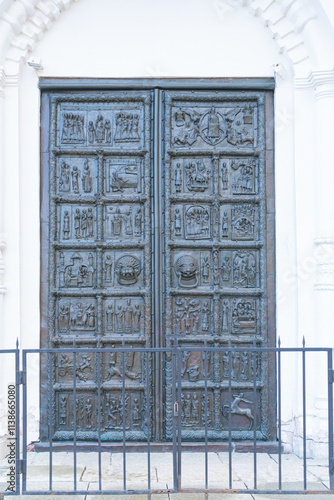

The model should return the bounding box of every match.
[0,451,333,499]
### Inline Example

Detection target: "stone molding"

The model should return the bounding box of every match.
[314,239,334,291]
[0,0,327,75]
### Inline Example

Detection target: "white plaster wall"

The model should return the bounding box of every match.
[0,0,334,458]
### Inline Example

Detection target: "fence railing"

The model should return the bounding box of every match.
[0,342,333,496]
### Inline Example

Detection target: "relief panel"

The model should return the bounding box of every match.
[172,158,213,195]
[221,297,259,335]
[218,348,261,383]
[104,158,142,195]
[103,348,143,383]
[103,297,144,335]
[219,157,258,196]
[57,250,96,289]
[58,204,96,242]
[221,390,261,431]
[180,349,213,382]
[104,204,143,240]
[171,103,257,150]
[172,250,211,289]
[103,391,144,431]
[172,204,211,240]
[102,251,143,288]
[173,297,212,336]
[220,204,259,241]
[181,390,214,430]
[56,391,97,431]
[58,157,97,196]
[220,250,259,288]
[56,350,96,384]
[57,298,97,335]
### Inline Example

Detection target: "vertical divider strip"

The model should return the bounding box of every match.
[153,89,163,440]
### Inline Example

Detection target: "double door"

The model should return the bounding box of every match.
[40,81,275,441]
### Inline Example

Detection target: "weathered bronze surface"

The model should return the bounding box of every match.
[40,81,275,442]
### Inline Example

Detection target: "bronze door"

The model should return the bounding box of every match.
[40,82,275,442]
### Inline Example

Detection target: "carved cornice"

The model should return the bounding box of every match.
[295,69,334,99]
[0,0,321,73]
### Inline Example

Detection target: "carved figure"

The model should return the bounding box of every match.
[232,299,256,331]
[222,211,228,238]
[134,208,142,236]
[174,208,182,236]
[175,297,201,334]
[105,119,112,143]
[232,205,255,240]
[87,208,94,236]
[133,304,141,332]
[221,162,228,190]
[231,160,255,194]
[88,121,95,143]
[74,209,81,238]
[59,162,70,192]
[201,302,210,331]
[61,252,94,288]
[115,255,141,285]
[201,257,209,283]
[221,257,231,282]
[114,113,141,142]
[175,255,199,288]
[125,208,133,235]
[82,160,93,193]
[63,211,70,240]
[81,209,88,237]
[62,113,85,143]
[85,399,93,428]
[109,164,139,193]
[59,304,70,330]
[184,161,210,192]
[173,109,200,146]
[185,206,210,239]
[233,252,256,287]
[222,393,254,430]
[106,303,114,331]
[105,255,113,283]
[95,114,105,143]
[225,109,254,146]
[132,398,141,427]
[222,300,229,331]
[200,108,226,145]
[174,163,182,192]
[60,395,67,425]
[72,166,80,193]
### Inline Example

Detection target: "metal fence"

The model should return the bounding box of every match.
[0,342,334,496]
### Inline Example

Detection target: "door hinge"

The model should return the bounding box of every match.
[174,402,179,417]
[18,371,25,385]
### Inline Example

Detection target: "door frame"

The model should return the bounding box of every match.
[40,78,276,442]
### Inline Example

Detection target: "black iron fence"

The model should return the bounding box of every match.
[0,342,334,496]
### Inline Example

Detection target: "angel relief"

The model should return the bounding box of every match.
[173,109,200,146]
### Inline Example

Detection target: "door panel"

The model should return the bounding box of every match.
[162,90,275,440]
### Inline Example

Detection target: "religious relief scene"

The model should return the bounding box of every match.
[57,298,97,335]
[180,348,212,382]
[87,112,113,144]
[172,158,212,195]
[180,391,214,431]
[171,103,256,149]
[172,250,211,289]
[221,297,258,335]
[104,204,143,240]
[114,112,141,143]
[56,392,97,435]
[219,250,259,288]
[221,390,260,431]
[104,158,142,195]
[173,297,212,336]
[61,112,86,144]
[219,349,261,382]
[58,158,96,196]
[219,157,258,196]
[103,348,142,383]
[103,391,144,433]
[220,204,258,241]
[103,298,144,335]
[172,204,211,240]
[102,251,143,288]
[57,251,96,289]
[56,351,95,384]
[58,204,96,241]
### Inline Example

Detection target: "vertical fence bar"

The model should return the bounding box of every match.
[122,340,126,492]
[73,341,77,492]
[228,347,232,490]
[97,338,102,492]
[22,351,27,494]
[15,341,20,494]
[302,337,307,490]
[204,342,208,497]
[252,342,257,490]
[177,342,182,491]
[328,348,334,490]
[172,345,177,492]
[48,350,53,492]
[146,349,151,498]
[278,338,282,490]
